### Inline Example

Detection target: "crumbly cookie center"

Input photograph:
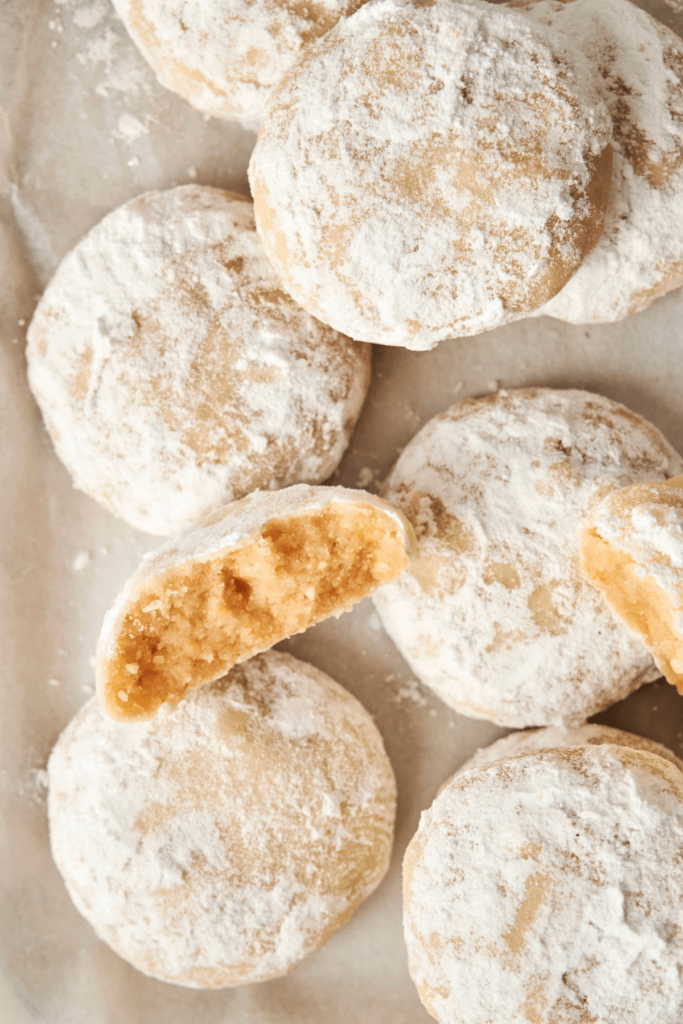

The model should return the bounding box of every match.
[103,504,409,719]
[580,527,683,692]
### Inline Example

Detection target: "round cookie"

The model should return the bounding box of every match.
[96,484,415,721]
[404,744,683,1024]
[111,0,368,126]
[580,475,683,690]
[48,651,397,988]
[27,186,370,536]
[458,722,683,776]
[372,388,683,727]
[250,0,612,350]
[514,0,683,323]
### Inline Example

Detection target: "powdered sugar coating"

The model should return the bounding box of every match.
[517,0,683,323]
[458,722,683,776]
[404,745,683,1024]
[373,389,683,727]
[27,186,370,536]
[249,0,612,350]
[49,651,397,988]
[111,0,369,126]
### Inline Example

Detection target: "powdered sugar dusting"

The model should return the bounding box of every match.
[250,0,612,349]
[111,0,370,125]
[373,389,683,727]
[27,187,370,536]
[48,651,396,987]
[520,0,683,323]
[404,745,683,1023]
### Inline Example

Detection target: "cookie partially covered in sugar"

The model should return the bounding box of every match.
[580,476,683,691]
[458,722,683,776]
[515,0,683,323]
[49,651,397,988]
[96,484,415,721]
[27,186,370,536]
[250,0,612,350]
[404,744,683,1024]
[373,388,683,727]
[111,0,368,126]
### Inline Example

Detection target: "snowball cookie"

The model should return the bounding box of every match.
[458,722,683,776]
[110,0,370,126]
[97,484,416,721]
[249,0,613,350]
[49,651,397,988]
[27,186,370,536]
[403,744,683,1024]
[580,475,683,692]
[372,388,683,727]
[515,0,683,324]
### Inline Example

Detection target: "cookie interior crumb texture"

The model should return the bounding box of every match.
[49,652,397,987]
[97,488,414,720]
[580,475,683,691]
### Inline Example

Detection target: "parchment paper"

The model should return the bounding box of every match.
[2,1,683,1021]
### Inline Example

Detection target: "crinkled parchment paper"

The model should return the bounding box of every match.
[2,1,683,1021]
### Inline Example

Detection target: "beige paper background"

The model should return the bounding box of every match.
[2,0,683,1020]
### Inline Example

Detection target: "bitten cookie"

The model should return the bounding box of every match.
[27,186,370,536]
[49,651,397,988]
[516,0,683,323]
[250,0,612,349]
[373,389,683,727]
[580,475,683,691]
[111,0,368,126]
[97,484,415,721]
[404,744,683,1023]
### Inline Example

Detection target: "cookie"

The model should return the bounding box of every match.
[49,651,396,987]
[27,186,370,536]
[373,389,683,726]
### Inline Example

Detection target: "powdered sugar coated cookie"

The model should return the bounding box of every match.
[250,0,612,349]
[27,187,370,536]
[515,0,683,323]
[404,744,683,1023]
[49,651,396,987]
[111,0,369,126]
[373,389,683,726]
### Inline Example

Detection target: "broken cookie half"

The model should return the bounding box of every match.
[96,484,416,721]
[580,475,683,692]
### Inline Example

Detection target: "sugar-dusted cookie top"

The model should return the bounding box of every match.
[50,651,396,987]
[516,0,683,323]
[404,744,683,1023]
[373,388,683,726]
[250,0,612,349]
[27,186,370,536]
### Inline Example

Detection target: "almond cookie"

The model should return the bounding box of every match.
[27,186,370,536]
[97,484,415,721]
[250,0,612,349]
[373,389,683,727]
[404,744,683,1024]
[111,0,368,126]
[49,651,396,988]
[515,0,683,323]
